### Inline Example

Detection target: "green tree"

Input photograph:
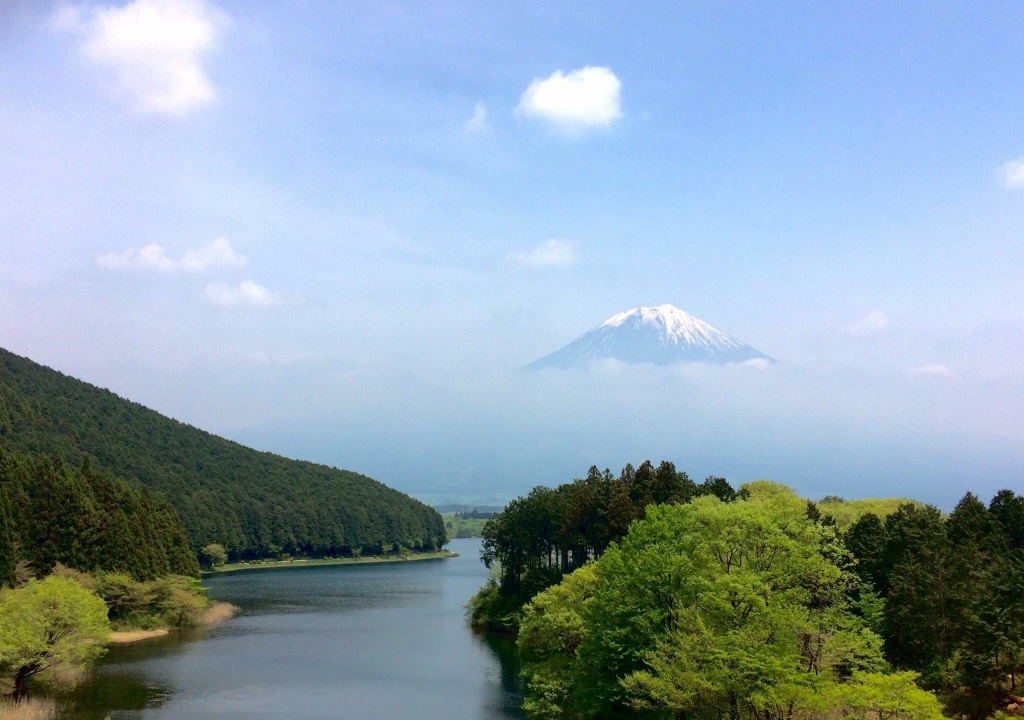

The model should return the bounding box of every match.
[825,671,946,720]
[519,488,941,720]
[615,493,883,720]
[989,490,1024,549]
[200,543,228,568]
[0,485,14,588]
[846,512,888,595]
[518,564,600,720]
[0,576,109,700]
[881,504,966,676]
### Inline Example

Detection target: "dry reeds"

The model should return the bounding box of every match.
[203,602,238,625]
[0,697,59,720]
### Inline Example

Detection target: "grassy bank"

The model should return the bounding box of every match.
[206,550,456,574]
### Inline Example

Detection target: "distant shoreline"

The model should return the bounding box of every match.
[204,550,458,575]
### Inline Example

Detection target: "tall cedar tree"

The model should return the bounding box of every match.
[0,448,199,579]
[845,490,1024,719]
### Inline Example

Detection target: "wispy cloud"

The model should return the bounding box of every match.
[97,238,245,272]
[464,101,489,134]
[53,0,226,116]
[843,309,889,336]
[913,363,953,377]
[999,159,1024,188]
[507,239,578,268]
[204,280,281,308]
[516,66,622,133]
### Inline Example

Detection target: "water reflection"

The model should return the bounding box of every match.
[58,539,523,720]
[473,630,524,718]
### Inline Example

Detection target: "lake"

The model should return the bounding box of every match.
[59,538,524,720]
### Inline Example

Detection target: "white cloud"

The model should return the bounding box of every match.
[97,238,245,272]
[1000,159,1024,188]
[204,280,281,308]
[177,237,245,271]
[516,66,622,132]
[913,363,953,378]
[843,309,889,336]
[508,239,578,268]
[54,0,226,116]
[464,102,489,134]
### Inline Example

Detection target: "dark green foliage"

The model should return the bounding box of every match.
[477,461,736,630]
[846,511,888,596]
[0,448,198,579]
[0,475,14,587]
[989,489,1024,549]
[454,508,496,520]
[845,490,1024,719]
[0,347,446,560]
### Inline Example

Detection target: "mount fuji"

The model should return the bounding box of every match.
[528,304,773,369]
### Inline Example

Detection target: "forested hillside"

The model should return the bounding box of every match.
[0,448,199,582]
[0,347,446,560]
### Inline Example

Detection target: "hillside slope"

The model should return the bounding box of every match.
[0,347,446,560]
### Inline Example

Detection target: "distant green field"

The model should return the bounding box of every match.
[817,497,920,530]
[443,513,491,540]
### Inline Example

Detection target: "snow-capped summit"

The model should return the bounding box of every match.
[528,304,773,369]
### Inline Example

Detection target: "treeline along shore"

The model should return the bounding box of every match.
[471,461,1024,720]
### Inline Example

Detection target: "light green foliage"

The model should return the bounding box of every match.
[817,497,921,531]
[200,543,228,568]
[519,489,941,720]
[0,576,109,699]
[825,671,946,720]
[518,564,600,720]
[738,479,800,499]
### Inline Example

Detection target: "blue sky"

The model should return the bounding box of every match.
[1,1,1022,507]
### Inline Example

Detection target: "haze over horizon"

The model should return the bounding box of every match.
[2,1,1022,509]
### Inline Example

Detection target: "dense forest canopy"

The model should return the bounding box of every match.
[476,463,1024,720]
[0,347,446,560]
[518,489,944,720]
[472,460,741,629]
[0,448,199,583]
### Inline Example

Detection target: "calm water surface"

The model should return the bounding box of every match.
[60,539,523,720]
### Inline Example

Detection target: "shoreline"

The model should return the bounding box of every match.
[107,602,238,645]
[108,628,169,644]
[204,549,457,575]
